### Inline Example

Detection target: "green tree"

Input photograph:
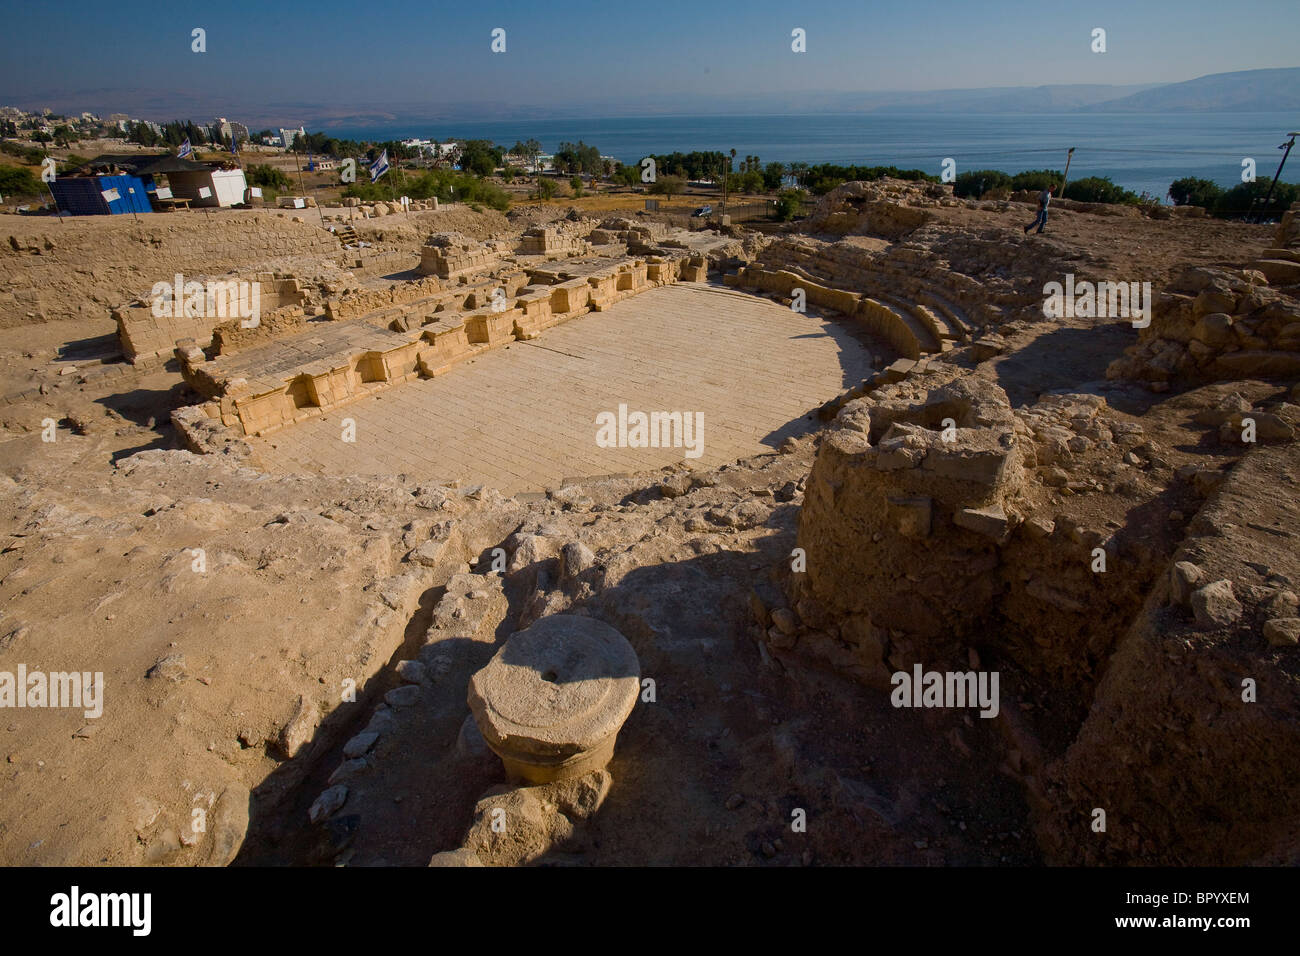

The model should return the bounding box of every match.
[570,175,584,197]
[1212,178,1298,218]
[727,170,764,194]
[246,164,291,190]
[126,122,159,147]
[457,139,504,177]
[520,138,542,177]
[648,174,686,198]
[555,141,602,176]
[648,151,727,181]
[0,164,44,199]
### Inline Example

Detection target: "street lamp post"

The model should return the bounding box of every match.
[1253,132,1299,223]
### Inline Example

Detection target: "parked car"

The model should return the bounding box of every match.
[691,204,713,217]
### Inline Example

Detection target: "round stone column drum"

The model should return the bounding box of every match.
[467,615,640,784]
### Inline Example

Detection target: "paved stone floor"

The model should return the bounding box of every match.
[250,283,877,494]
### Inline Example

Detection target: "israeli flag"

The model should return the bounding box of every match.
[369,149,389,183]
[177,138,192,159]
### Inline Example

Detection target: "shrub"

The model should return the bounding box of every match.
[570,175,583,198]
[1010,169,1063,192]
[0,164,43,199]
[246,164,291,190]
[1062,176,1139,205]
[344,168,510,210]
[1168,177,1224,208]
[774,189,807,221]
[0,140,45,165]
[803,164,937,196]
[648,175,686,198]
[953,169,1011,199]
[1212,179,1299,218]
[531,178,557,200]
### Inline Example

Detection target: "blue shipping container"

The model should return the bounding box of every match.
[50,175,151,215]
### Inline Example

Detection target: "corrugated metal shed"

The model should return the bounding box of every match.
[97,174,151,214]
[50,174,151,215]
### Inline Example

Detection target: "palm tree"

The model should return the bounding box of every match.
[525,139,543,179]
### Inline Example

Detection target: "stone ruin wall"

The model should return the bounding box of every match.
[1,213,339,328]
[417,232,512,280]
[760,364,1300,865]
[517,223,593,258]
[174,241,708,445]
[115,274,310,364]
[1107,263,1300,388]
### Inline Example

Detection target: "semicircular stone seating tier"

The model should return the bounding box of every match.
[722,259,974,361]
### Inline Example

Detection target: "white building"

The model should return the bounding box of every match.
[280,127,306,151]
[167,167,249,208]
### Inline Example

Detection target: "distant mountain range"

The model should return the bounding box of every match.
[10,67,1299,129]
[1074,67,1300,112]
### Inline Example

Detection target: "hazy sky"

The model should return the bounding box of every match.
[3,0,1298,119]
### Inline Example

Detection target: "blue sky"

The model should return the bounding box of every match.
[3,0,1298,119]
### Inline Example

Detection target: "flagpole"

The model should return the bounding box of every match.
[303,134,326,227]
[395,146,409,216]
[45,181,64,225]
[176,136,193,215]
[389,144,398,208]
[42,145,64,225]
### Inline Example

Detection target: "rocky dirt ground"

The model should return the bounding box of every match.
[0,185,1296,866]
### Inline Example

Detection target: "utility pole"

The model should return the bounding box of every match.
[1060,147,1076,197]
[723,147,736,212]
[294,139,307,198]
[1252,132,1298,223]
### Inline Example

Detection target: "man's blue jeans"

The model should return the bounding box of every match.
[1028,207,1048,233]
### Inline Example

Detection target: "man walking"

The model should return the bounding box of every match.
[1024,185,1054,235]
